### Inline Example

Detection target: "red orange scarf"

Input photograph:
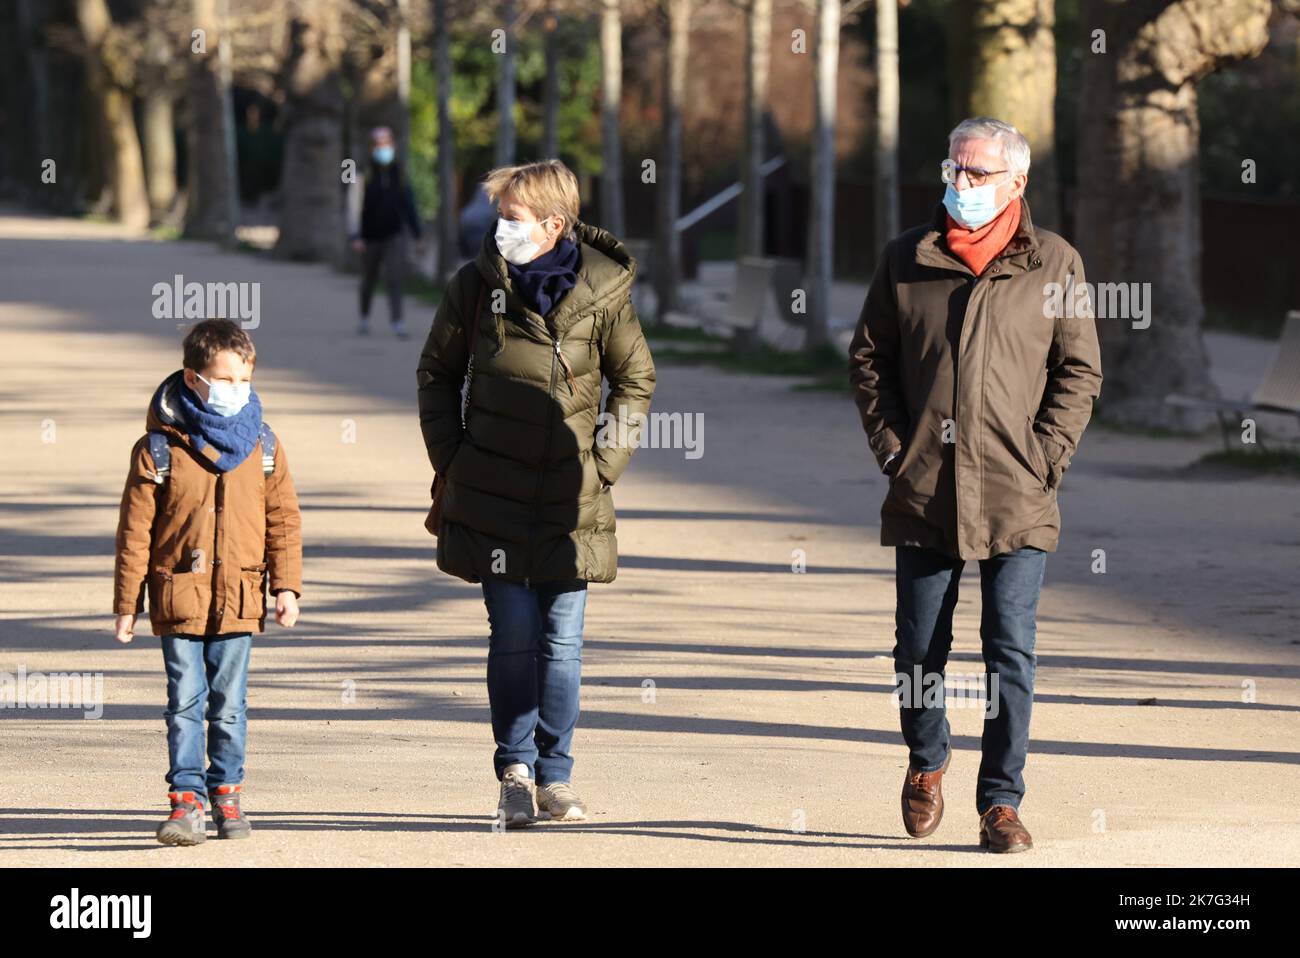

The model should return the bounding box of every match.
[945,198,1021,277]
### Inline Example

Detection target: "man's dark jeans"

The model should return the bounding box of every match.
[892,544,1046,814]
[481,578,587,786]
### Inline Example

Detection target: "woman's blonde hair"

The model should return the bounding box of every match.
[482,159,581,242]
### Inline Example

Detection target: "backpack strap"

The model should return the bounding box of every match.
[259,422,277,476]
[146,432,171,484]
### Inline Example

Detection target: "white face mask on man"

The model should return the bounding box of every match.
[494,216,555,265]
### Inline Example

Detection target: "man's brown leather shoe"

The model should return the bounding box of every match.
[978,804,1033,853]
[901,749,950,838]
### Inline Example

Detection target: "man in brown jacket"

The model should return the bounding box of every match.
[849,118,1102,852]
[113,319,302,845]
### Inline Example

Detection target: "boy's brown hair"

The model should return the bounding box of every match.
[481,159,581,241]
[183,319,256,372]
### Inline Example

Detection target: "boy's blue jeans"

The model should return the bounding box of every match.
[160,633,252,807]
[481,578,588,786]
[892,545,1046,815]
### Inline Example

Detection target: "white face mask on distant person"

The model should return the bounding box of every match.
[495,216,552,265]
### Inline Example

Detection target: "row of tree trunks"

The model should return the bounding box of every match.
[738,0,771,259]
[434,0,459,280]
[874,0,900,263]
[542,1,561,158]
[1075,0,1275,428]
[599,0,625,238]
[185,0,239,242]
[274,0,344,261]
[74,0,150,230]
[496,0,518,167]
[954,0,1060,230]
[803,0,840,349]
[653,0,691,317]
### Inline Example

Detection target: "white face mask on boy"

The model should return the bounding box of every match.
[195,373,252,417]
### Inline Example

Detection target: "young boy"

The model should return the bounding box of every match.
[113,318,302,846]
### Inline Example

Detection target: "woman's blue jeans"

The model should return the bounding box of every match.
[481,578,588,786]
[892,545,1046,815]
[159,633,252,806]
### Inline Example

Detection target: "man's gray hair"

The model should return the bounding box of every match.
[948,117,1031,174]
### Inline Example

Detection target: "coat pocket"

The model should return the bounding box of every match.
[239,563,268,619]
[155,567,205,622]
[1025,417,1050,489]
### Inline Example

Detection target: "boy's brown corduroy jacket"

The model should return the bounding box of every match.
[114,372,303,636]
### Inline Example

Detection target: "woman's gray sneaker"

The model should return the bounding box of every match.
[212,784,252,840]
[156,791,206,846]
[536,782,587,821]
[496,763,536,829]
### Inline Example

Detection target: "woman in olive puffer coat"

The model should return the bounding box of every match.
[416,160,655,827]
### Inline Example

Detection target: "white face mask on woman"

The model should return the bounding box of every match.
[495,216,549,265]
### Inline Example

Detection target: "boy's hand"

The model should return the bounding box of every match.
[275,591,300,629]
[114,614,136,644]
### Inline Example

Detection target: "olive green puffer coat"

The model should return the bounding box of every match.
[417,221,656,584]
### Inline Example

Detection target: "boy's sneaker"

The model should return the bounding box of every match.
[392,318,410,339]
[211,783,251,840]
[156,791,206,846]
[496,763,536,829]
[536,781,587,822]
[357,316,371,336]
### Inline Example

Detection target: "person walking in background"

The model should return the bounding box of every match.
[849,117,1102,852]
[417,159,656,829]
[347,126,423,339]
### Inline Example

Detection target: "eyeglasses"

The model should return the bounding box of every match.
[941,158,1008,188]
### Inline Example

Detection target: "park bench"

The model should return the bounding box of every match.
[1165,310,1300,449]
[719,255,808,351]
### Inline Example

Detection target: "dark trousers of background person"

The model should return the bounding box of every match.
[481,578,588,786]
[891,544,1047,814]
[360,234,407,324]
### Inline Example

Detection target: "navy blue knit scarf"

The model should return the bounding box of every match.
[174,378,264,473]
[506,236,580,317]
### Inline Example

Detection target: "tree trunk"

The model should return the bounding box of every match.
[959,0,1059,230]
[142,91,177,219]
[397,0,412,161]
[1075,0,1273,428]
[874,0,899,262]
[74,0,150,230]
[599,0,625,236]
[15,0,52,199]
[804,0,839,350]
[275,0,345,261]
[542,1,561,158]
[496,0,517,166]
[653,0,690,317]
[739,0,771,258]
[185,0,239,242]
[434,0,459,279]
